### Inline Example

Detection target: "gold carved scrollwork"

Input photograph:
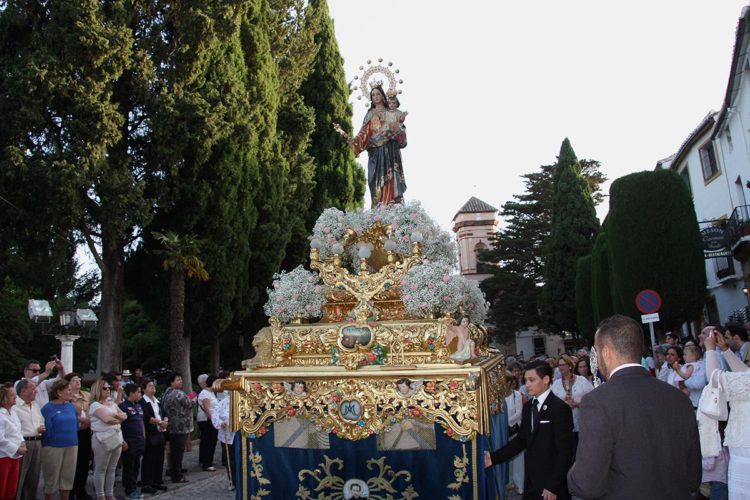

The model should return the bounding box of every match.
[296,455,418,500]
[447,444,470,499]
[263,318,451,370]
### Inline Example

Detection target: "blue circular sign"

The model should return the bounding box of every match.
[635,289,661,314]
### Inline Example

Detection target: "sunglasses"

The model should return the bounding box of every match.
[26,368,41,373]
[103,386,111,390]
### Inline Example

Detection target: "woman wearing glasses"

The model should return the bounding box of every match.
[89,380,126,500]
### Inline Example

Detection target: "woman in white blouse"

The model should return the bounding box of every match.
[705,328,750,499]
[0,383,26,500]
[551,354,593,455]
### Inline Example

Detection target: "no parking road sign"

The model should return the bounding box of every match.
[635,289,662,314]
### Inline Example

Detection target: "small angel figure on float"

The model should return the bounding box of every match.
[445,316,476,363]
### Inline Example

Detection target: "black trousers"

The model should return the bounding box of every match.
[73,428,92,496]
[198,421,218,468]
[141,434,166,487]
[121,445,143,494]
[168,432,188,479]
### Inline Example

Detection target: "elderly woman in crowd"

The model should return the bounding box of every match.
[551,354,593,455]
[65,372,93,500]
[197,374,218,472]
[41,379,79,500]
[140,379,168,494]
[0,383,25,500]
[211,391,236,490]
[89,379,126,500]
[705,328,750,499]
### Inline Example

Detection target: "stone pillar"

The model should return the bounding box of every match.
[55,334,80,373]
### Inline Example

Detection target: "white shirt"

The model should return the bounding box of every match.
[0,407,24,459]
[551,375,594,432]
[142,394,165,433]
[532,387,552,408]
[504,390,523,428]
[14,399,44,438]
[609,363,646,378]
[211,397,234,445]
[197,389,217,422]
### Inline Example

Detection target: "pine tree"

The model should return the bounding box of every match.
[541,139,600,335]
[0,1,155,372]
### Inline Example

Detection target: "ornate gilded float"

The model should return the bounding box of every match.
[219,200,508,499]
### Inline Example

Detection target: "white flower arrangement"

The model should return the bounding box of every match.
[456,278,490,324]
[263,266,327,323]
[309,201,456,268]
[400,262,489,323]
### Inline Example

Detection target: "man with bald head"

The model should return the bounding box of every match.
[567,314,701,499]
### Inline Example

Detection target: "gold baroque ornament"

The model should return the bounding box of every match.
[295,455,418,500]
[265,317,453,370]
[248,443,271,499]
[226,355,504,443]
[447,444,470,500]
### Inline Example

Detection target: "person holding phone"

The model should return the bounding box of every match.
[704,326,750,499]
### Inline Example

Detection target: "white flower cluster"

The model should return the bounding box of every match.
[263,266,327,323]
[401,262,489,324]
[309,201,456,268]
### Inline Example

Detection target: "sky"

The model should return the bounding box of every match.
[328,0,750,229]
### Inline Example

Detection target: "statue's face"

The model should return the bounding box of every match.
[371,89,384,105]
[460,317,469,327]
[387,97,398,110]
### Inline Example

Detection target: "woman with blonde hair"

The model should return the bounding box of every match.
[89,379,126,500]
[551,354,593,456]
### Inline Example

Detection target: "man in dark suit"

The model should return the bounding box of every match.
[568,315,701,499]
[485,360,574,500]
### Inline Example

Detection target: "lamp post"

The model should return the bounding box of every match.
[28,300,98,373]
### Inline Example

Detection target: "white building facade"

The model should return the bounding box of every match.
[659,6,750,325]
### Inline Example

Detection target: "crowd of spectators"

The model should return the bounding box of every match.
[500,321,750,499]
[0,360,233,500]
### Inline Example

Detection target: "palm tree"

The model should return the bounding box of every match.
[153,231,209,390]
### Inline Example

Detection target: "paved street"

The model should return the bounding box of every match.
[73,440,233,500]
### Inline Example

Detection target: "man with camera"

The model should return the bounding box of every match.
[14,356,66,407]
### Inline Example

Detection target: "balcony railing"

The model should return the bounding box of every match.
[728,205,750,261]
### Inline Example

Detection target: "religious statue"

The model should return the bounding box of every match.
[335,61,408,207]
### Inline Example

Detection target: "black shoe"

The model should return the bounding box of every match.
[181,468,187,473]
[154,484,168,491]
[141,486,157,494]
[75,493,94,500]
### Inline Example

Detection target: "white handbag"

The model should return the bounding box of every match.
[699,368,728,421]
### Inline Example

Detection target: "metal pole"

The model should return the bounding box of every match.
[649,322,658,376]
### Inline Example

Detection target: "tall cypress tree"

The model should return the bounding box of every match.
[575,255,595,343]
[541,139,599,335]
[591,231,614,326]
[300,0,366,220]
[606,170,706,329]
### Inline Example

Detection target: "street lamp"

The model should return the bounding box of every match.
[27,299,98,373]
